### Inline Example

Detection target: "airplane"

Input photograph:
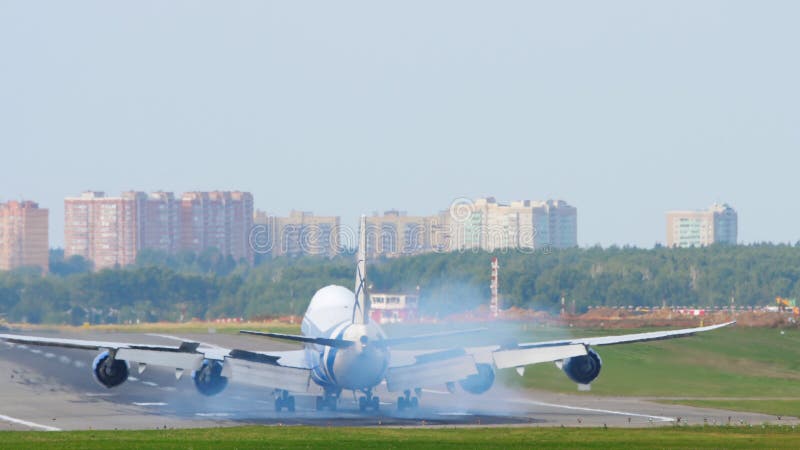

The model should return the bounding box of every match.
[0,217,735,413]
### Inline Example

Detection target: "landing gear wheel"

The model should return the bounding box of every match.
[275,390,295,413]
[316,393,338,411]
[397,390,419,411]
[358,390,379,412]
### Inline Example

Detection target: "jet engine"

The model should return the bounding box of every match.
[92,351,129,388]
[459,363,495,394]
[192,359,228,396]
[561,348,602,385]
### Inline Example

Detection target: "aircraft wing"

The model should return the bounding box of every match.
[384,321,735,392]
[0,333,312,393]
[515,321,736,348]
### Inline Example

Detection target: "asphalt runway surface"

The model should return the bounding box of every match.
[0,329,795,431]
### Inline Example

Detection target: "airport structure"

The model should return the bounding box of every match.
[444,197,577,252]
[665,203,738,247]
[253,210,340,257]
[0,200,49,273]
[368,291,420,324]
[65,190,253,270]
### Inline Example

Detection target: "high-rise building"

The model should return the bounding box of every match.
[666,203,738,247]
[181,191,254,263]
[141,191,181,254]
[64,191,144,270]
[542,199,578,249]
[66,190,254,270]
[364,210,441,258]
[0,201,49,273]
[445,197,577,252]
[254,210,340,257]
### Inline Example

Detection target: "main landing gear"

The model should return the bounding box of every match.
[397,389,420,411]
[315,390,339,411]
[274,390,295,412]
[358,389,380,412]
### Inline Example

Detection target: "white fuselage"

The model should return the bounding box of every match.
[301,285,389,392]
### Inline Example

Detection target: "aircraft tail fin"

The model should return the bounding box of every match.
[353,215,368,324]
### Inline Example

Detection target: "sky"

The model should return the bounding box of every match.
[1,1,798,248]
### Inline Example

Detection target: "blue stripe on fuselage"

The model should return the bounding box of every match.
[324,326,348,385]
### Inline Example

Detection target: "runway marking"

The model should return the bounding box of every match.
[511,399,674,422]
[196,412,232,417]
[422,389,451,395]
[141,381,159,387]
[133,402,167,407]
[0,414,61,431]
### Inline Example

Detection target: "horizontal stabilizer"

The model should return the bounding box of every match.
[374,328,487,348]
[239,330,355,349]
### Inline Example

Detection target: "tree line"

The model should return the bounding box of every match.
[1,244,799,324]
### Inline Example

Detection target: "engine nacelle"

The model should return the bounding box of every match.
[192,359,228,396]
[92,351,129,388]
[561,348,602,385]
[458,363,495,394]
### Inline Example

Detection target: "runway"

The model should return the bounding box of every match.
[0,329,795,431]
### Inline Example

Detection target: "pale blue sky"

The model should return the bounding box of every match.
[1,1,798,248]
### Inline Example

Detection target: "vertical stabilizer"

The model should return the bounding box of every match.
[353,215,368,324]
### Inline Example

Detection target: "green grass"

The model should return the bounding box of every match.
[658,400,800,418]
[494,325,800,416]
[2,425,800,449]
[504,326,800,398]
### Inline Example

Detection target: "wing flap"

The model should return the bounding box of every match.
[239,330,354,349]
[385,354,478,392]
[0,333,200,353]
[492,343,586,369]
[223,355,311,392]
[116,348,204,371]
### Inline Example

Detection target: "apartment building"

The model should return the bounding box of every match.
[180,191,254,263]
[0,201,49,272]
[254,210,340,257]
[666,203,738,247]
